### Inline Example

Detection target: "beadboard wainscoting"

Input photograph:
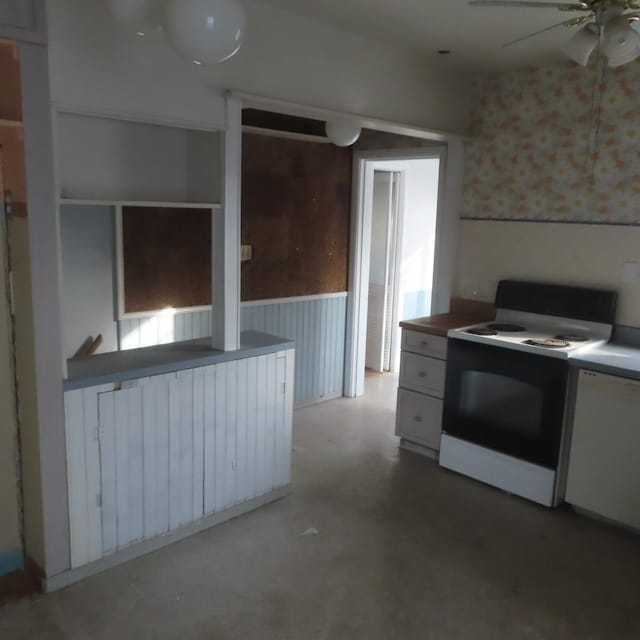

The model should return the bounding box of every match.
[118,293,348,407]
[64,349,294,572]
[242,294,347,407]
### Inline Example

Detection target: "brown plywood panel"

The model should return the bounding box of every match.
[122,206,211,314]
[0,41,22,122]
[241,133,351,301]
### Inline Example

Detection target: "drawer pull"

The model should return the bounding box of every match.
[421,341,429,347]
[417,371,427,378]
[413,415,423,423]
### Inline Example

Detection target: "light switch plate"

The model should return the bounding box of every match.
[622,261,638,284]
[241,244,253,262]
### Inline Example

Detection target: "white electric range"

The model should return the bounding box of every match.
[439,280,618,507]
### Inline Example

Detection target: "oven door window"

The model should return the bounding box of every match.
[443,340,568,468]
[460,372,543,440]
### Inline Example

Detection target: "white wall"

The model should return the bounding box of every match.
[47,0,471,134]
[60,205,118,359]
[57,114,221,202]
[455,221,640,327]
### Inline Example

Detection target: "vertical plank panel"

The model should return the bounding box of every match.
[245,355,258,501]
[65,389,89,568]
[283,349,295,486]
[236,358,248,503]
[203,364,217,514]
[142,376,158,538]
[192,366,205,520]
[179,370,194,525]
[214,362,227,512]
[329,296,337,395]
[264,353,277,492]
[168,373,182,530]
[175,314,184,343]
[155,374,171,534]
[337,296,347,395]
[98,391,118,554]
[128,385,144,543]
[275,354,287,488]
[225,360,238,508]
[114,389,131,548]
[82,386,104,563]
[320,297,328,399]
[255,355,268,496]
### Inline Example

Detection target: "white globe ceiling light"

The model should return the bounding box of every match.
[602,15,640,67]
[560,25,599,67]
[325,121,362,147]
[163,0,246,65]
[104,0,164,35]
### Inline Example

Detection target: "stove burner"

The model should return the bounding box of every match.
[554,334,589,342]
[486,323,527,332]
[466,328,498,336]
[523,338,570,349]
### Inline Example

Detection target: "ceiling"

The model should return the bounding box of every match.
[264,0,589,71]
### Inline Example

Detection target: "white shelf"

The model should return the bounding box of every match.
[59,198,221,209]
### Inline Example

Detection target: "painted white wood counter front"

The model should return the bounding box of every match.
[63,346,294,578]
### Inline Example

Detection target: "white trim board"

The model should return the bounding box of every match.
[60,199,221,209]
[344,146,459,398]
[242,292,348,307]
[234,92,468,143]
[52,103,226,135]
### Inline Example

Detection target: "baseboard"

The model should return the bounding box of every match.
[44,485,291,593]
[399,438,439,461]
[294,392,343,409]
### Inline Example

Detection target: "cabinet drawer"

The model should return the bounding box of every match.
[399,352,446,397]
[396,388,443,450]
[402,330,447,360]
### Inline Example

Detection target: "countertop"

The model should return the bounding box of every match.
[570,342,640,381]
[64,331,295,391]
[399,311,494,338]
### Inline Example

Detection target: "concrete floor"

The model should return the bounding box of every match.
[2,373,640,639]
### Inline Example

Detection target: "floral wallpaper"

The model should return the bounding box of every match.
[462,58,640,224]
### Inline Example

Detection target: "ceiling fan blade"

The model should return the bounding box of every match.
[470,1,589,10]
[503,16,590,48]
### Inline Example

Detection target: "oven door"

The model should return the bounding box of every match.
[443,339,569,469]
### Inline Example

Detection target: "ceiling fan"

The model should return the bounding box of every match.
[470,0,640,67]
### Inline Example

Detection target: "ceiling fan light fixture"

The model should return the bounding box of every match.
[561,24,599,66]
[603,16,640,67]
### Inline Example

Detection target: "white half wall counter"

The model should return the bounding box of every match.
[55,331,294,591]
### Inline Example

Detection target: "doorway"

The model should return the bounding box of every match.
[345,146,461,397]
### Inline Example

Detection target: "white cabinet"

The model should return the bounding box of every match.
[64,349,294,570]
[566,369,640,531]
[395,330,447,458]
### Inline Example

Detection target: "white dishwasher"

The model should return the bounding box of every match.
[566,369,640,530]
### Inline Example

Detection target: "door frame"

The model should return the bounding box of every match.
[343,142,464,397]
